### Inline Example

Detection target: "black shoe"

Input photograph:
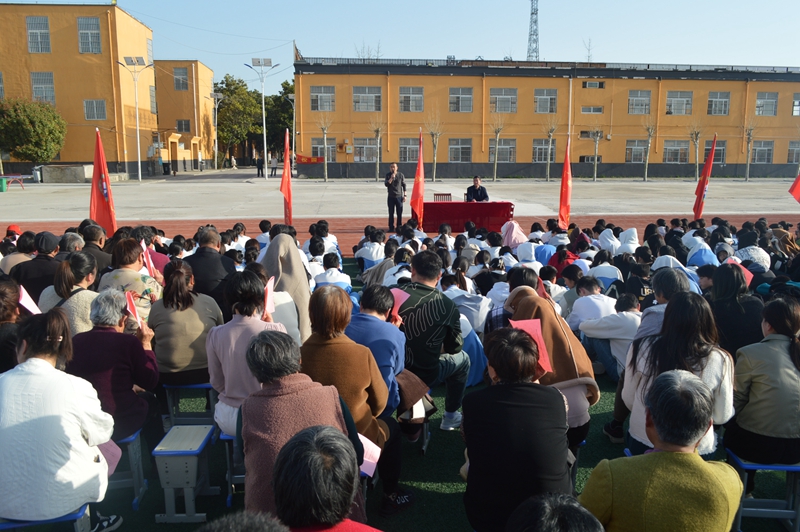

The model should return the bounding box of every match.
[91,512,123,532]
[389,226,395,232]
[603,421,624,444]
[380,488,415,517]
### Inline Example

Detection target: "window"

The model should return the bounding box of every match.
[752,140,774,163]
[174,68,188,91]
[582,81,605,89]
[707,91,730,116]
[792,93,800,116]
[146,38,153,64]
[666,91,693,115]
[0,150,9,161]
[0,73,4,100]
[625,140,649,163]
[628,90,651,114]
[704,139,727,164]
[399,138,419,162]
[176,119,191,133]
[663,140,690,163]
[449,88,473,112]
[311,137,336,162]
[310,86,335,111]
[581,106,603,114]
[83,99,106,120]
[490,88,517,113]
[579,130,603,139]
[579,155,602,163]
[77,17,101,54]
[534,88,557,113]
[352,87,381,112]
[449,138,472,162]
[27,16,51,53]
[489,138,516,163]
[789,141,800,164]
[399,87,423,113]
[755,92,778,116]
[149,86,157,114]
[354,137,378,162]
[532,139,556,163]
[30,72,55,105]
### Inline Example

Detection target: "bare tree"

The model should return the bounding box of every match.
[743,117,757,182]
[424,107,444,183]
[368,114,387,182]
[587,125,603,182]
[642,117,657,182]
[583,38,593,62]
[314,112,334,182]
[688,121,703,181]
[354,41,382,62]
[541,116,558,182]
[488,113,507,182]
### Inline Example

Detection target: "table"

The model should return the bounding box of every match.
[416,202,515,233]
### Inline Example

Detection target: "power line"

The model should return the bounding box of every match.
[125,7,292,42]
[153,33,292,56]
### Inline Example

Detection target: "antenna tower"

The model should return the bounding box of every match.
[527,0,539,61]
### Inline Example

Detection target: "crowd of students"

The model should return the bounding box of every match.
[0,213,799,532]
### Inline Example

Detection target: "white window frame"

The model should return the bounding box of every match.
[30,72,55,105]
[149,86,157,114]
[449,87,473,113]
[490,88,517,113]
[752,140,774,163]
[83,99,106,120]
[704,139,727,164]
[174,68,189,91]
[352,86,381,112]
[27,16,51,54]
[449,138,472,163]
[582,81,605,89]
[625,140,649,163]
[789,141,800,164]
[399,87,423,113]
[311,137,336,162]
[792,93,800,117]
[489,138,516,163]
[310,86,335,111]
[146,38,154,65]
[176,119,191,133]
[755,92,778,116]
[77,17,101,54]
[707,91,730,116]
[628,90,651,114]
[398,138,419,163]
[666,91,693,115]
[534,88,557,114]
[663,140,690,163]
[581,106,603,114]
[532,139,556,163]
[354,137,379,162]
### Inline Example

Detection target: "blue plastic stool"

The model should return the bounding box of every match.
[163,383,217,426]
[0,504,90,531]
[219,432,245,508]
[108,428,148,510]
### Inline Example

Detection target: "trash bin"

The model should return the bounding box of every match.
[0,178,7,193]
[32,166,43,183]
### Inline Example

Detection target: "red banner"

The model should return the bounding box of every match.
[296,154,324,164]
[89,128,117,235]
[410,128,425,231]
[558,136,572,230]
[280,129,293,226]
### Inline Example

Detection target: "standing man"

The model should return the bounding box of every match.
[466,176,489,202]
[385,163,406,232]
[270,156,278,177]
[256,156,264,178]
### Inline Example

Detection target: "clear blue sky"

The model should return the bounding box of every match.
[18,0,798,95]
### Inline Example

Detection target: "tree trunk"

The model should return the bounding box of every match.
[745,138,752,182]
[644,139,651,182]
[322,131,328,182]
[431,137,438,183]
[374,135,380,182]
[492,132,500,182]
[592,137,599,182]
[545,136,552,182]
[694,141,700,182]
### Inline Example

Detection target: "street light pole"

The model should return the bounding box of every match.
[245,59,278,180]
[118,57,153,183]
[208,92,224,169]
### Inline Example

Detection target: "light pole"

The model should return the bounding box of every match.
[118,56,153,182]
[208,92,224,169]
[285,94,296,171]
[244,58,278,179]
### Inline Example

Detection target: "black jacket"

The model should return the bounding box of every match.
[466,185,489,202]
[384,171,406,198]
[83,243,112,290]
[9,254,60,304]
[183,246,237,322]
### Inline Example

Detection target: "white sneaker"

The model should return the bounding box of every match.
[440,411,463,431]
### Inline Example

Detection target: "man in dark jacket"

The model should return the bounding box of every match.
[81,225,113,290]
[384,162,406,232]
[184,228,237,321]
[9,231,61,304]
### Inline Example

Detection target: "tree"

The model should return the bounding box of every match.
[688,121,702,181]
[214,75,261,166]
[542,116,558,182]
[424,108,444,183]
[314,112,334,182]
[588,125,603,182]
[743,117,757,182]
[642,117,656,182]
[488,114,506,182]
[264,80,294,157]
[368,114,387,182]
[0,98,67,165]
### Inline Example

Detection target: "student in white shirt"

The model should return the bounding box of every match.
[579,293,642,381]
[313,253,351,293]
[436,224,456,250]
[255,219,272,248]
[567,276,617,331]
[356,230,386,272]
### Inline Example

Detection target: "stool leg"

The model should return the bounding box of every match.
[224,440,234,507]
[163,487,176,519]
[128,435,146,510]
[184,487,197,518]
[165,389,177,427]
[790,472,800,532]
[74,505,91,532]
[734,470,748,532]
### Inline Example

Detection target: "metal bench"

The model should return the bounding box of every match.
[0,175,25,192]
[0,504,90,532]
[218,432,245,508]
[163,383,217,426]
[108,428,148,510]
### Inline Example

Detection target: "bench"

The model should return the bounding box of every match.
[726,448,800,532]
[0,504,90,532]
[152,425,220,523]
[163,383,218,426]
[0,175,25,192]
[218,432,245,508]
[108,429,148,510]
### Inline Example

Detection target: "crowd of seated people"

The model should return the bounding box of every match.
[2,214,800,531]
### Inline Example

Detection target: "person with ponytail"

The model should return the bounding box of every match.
[726,296,800,495]
[0,308,116,524]
[38,251,99,336]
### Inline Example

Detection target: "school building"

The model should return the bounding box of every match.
[292,51,800,179]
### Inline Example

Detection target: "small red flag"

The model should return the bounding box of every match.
[280,129,292,226]
[789,173,800,203]
[410,128,425,231]
[89,128,118,235]
[558,135,572,230]
[693,134,716,221]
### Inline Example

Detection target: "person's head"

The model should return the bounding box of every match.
[244,262,269,286]
[484,328,541,384]
[629,263,650,279]
[131,225,155,247]
[473,176,482,188]
[80,224,106,247]
[486,231,503,248]
[90,288,128,328]
[34,231,59,256]
[634,246,653,265]
[111,238,143,269]
[390,162,398,173]
[54,251,97,299]
[538,265,557,283]
[359,284,394,318]
[259,219,272,234]
[658,245,675,258]
[438,224,452,237]
[475,249,491,267]
[198,228,222,249]
[383,239,399,259]
[232,222,246,239]
[168,241,184,258]
[16,308,72,364]
[465,221,477,238]
[322,252,340,270]
[762,297,800,372]
[590,250,612,268]
[315,220,330,239]
[410,250,443,285]
[696,264,717,291]
[710,263,748,303]
[246,330,301,384]
[57,232,83,254]
[560,264,583,289]
[14,231,36,254]
[369,229,386,244]
[658,291,718,350]
[651,267,690,304]
[224,249,243,265]
[308,285,351,339]
[615,293,639,313]
[307,236,325,258]
[197,511,288,532]
[644,370,714,449]
[224,271,265,317]
[393,247,412,265]
[163,259,195,311]
[0,280,20,324]
[506,493,603,532]
[576,276,602,297]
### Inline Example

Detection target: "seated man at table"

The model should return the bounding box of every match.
[466,176,489,202]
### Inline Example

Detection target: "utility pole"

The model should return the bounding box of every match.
[208,92,224,169]
[527,0,539,61]
[118,56,153,182]
[245,58,279,179]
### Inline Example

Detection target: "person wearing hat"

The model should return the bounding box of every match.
[5,225,21,243]
[0,231,35,275]
[9,232,61,304]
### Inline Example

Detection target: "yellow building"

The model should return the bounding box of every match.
[293,52,800,178]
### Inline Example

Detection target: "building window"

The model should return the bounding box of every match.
[752,140,774,163]
[755,92,778,116]
[176,119,191,133]
[449,88,473,113]
[666,91,693,115]
[534,88,557,113]
[146,38,154,64]
[30,72,55,105]
[663,140,690,163]
[582,81,605,89]
[581,106,603,114]
[83,99,106,120]
[398,138,419,163]
[704,139,727,164]
[579,155,602,163]
[150,86,157,114]
[628,90,651,114]
[579,130,603,139]
[489,138,516,163]
[399,87,423,113]
[449,138,472,162]
[354,137,378,162]
[310,86,335,111]
[490,88,517,113]
[532,139,556,163]
[625,140,649,163]
[311,137,336,162]
[0,73,4,100]
[707,91,730,116]
[27,16,51,53]
[792,93,800,116]
[77,17,101,54]
[352,87,381,112]
[789,141,800,164]
[174,68,189,91]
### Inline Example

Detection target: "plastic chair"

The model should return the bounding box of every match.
[108,428,148,510]
[0,504,90,531]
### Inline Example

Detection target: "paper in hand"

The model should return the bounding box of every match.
[18,285,41,315]
[390,288,410,319]
[125,291,143,328]
[264,276,276,314]
[358,433,382,477]
[139,239,155,276]
[509,319,553,374]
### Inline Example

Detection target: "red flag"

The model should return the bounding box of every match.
[89,128,117,235]
[280,129,292,225]
[789,172,800,203]
[410,128,425,231]
[693,134,716,220]
[558,135,572,230]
